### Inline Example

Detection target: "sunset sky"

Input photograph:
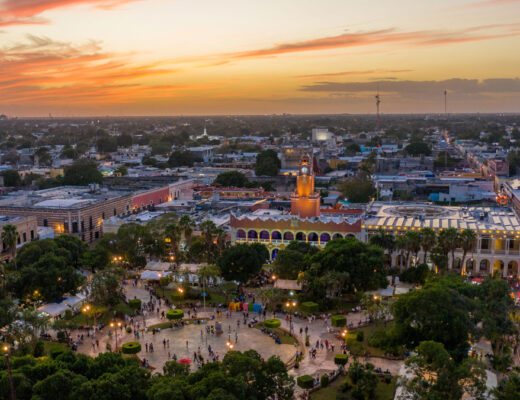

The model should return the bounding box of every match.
[1,0,520,116]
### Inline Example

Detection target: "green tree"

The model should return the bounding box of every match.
[438,228,460,269]
[340,176,375,203]
[404,141,432,156]
[179,214,195,247]
[87,268,122,306]
[403,341,486,400]
[369,229,396,257]
[96,136,117,153]
[420,227,436,263]
[459,229,476,274]
[304,237,387,295]
[272,249,304,279]
[213,170,249,187]
[391,279,474,361]
[493,373,520,400]
[114,165,128,176]
[255,149,280,176]
[2,224,19,267]
[217,243,267,284]
[63,159,103,185]
[1,169,21,186]
[167,150,198,167]
[149,139,171,155]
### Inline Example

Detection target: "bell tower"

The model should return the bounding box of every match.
[290,155,320,218]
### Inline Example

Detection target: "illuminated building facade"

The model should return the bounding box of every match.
[230,155,362,259]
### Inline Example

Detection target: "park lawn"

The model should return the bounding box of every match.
[311,375,397,400]
[148,318,207,330]
[43,341,67,357]
[159,287,227,306]
[254,322,297,345]
[345,323,394,358]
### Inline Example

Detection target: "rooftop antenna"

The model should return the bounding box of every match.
[375,86,381,122]
[444,89,447,114]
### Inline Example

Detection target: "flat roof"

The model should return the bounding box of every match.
[0,186,130,209]
[364,201,520,233]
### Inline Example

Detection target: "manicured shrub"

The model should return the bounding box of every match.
[121,342,141,354]
[320,374,329,388]
[166,309,184,320]
[297,375,314,389]
[305,335,310,347]
[128,299,142,310]
[356,331,364,342]
[126,326,132,333]
[50,348,65,359]
[331,315,347,327]
[33,341,45,357]
[264,318,281,329]
[56,331,66,341]
[300,301,319,314]
[334,354,349,366]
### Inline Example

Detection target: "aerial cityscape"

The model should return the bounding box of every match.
[1,1,520,399]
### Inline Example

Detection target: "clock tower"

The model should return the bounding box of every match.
[290,155,320,218]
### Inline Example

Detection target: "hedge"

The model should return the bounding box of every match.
[121,342,142,354]
[128,299,142,310]
[166,309,184,320]
[300,301,319,314]
[264,319,281,329]
[334,354,349,366]
[297,375,314,389]
[331,315,347,327]
[320,374,329,388]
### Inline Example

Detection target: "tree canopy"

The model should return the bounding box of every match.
[63,159,103,185]
[167,150,198,167]
[213,170,249,187]
[217,243,268,284]
[255,149,280,176]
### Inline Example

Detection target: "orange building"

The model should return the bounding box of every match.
[290,155,320,218]
[230,155,362,260]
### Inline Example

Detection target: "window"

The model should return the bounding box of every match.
[72,221,78,234]
[95,231,99,239]
[30,230,34,240]
[113,208,116,216]
[43,219,48,227]
[81,220,84,232]
[89,216,93,229]
[102,212,105,219]
[23,232,27,242]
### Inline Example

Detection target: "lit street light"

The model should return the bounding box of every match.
[110,321,122,350]
[2,345,16,400]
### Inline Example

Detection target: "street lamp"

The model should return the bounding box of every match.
[2,345,16,400]
[340,329,348,338]
[226,341,234,351]
[110,322,122,350]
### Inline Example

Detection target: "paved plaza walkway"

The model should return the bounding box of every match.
[72,281,403,394]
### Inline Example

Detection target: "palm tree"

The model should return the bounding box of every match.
[405,231,422,267]
[420,227,436,263]
[179,215,195,248]
[395,234,409,271]
[2,224,19,269]
[369,229,396,256]
[459,229,477,275]
[438,228,460,269]
[199,220,218,263]
[165,223,181,264]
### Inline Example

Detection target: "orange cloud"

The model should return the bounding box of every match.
[0,34,183,106]
[229,24,520,59]
[0,0,144,26]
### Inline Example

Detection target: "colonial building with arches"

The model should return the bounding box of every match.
[362,202,520,279]
[230,155,363,259]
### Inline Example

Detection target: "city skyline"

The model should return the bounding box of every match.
[1,0,520,116]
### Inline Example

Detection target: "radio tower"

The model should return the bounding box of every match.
[444,89,447,114]
[375,88,381,122]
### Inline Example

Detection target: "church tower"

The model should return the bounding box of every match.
[290,155,321,218]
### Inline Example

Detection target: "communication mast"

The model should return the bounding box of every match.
[444,89,447,114]
[375,88,381,122]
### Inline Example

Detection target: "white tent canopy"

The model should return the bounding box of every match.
[140,270,172,281]
[38,303,69,317]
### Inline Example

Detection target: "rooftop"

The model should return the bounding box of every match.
[0,186,130,209]
[364,201,520,233]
